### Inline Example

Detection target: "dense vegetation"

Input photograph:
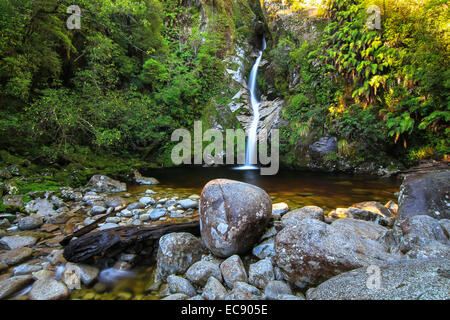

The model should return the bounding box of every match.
[0,0,233,168]
[269,0,449,167]
[0,0,448,184]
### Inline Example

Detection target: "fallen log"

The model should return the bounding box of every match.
[62,220,200,263]
[59,209,116,246]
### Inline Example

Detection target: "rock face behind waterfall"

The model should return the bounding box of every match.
[199,179,272,258]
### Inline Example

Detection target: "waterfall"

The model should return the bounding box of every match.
[240,36,266,169]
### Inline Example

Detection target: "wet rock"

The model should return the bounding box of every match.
[133,170,159,185]
[65,262,99,285]
[330,207,394,227]
[32,269,55,280]
[272,202,289,218]
[46,249,66,265]
[29,278,69,300]
[279,293,305,300]
[13,263,43,276]
[186,261,223,286]
[149,208,167,221]
[252,238,275,259]
[440,219,450,238]
[0,247,33,266]
[104,197,126,208]
[264,280,292,300]
[2,195,23,210]
[0,219,10,229]
[139,197,155,206]
[59,187,83,202]
[0,263,7,273]
[281,206,324,227]
[351,201,395,217]
[0,235,37,250]
[177,199,198,210]
[98,223,119,230]
[45,210,70,224]
[330,218,388,240]
[385,200,398,215]
[156,232,207,281]
[307,258,450,300]
[0,275,34,299]
[105,217,121,224]
[86,175,126,193]
[24,198,56,215]
[248,258,274,289]
[398,170,450,220]
[167,275,196,297]
[139,214,150,221]
[162,293,189,300]
[89,206,106,216]
[127,202,145,210]
[398,215,449,254]
[225,282,262,300]
[18,215,44,230]
[200,179,272,258]
[82,193,104,206]
[202,276,228,300]
[220,255,248,288]
[274,218,400,287]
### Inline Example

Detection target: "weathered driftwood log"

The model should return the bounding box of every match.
[62,221,200,263]
[59,210,116,246]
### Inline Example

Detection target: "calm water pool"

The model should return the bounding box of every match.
[71,166,401,300]
[131,166,401,212]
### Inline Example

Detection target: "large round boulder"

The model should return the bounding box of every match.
[274,218,400,287]
[199,179,272,258]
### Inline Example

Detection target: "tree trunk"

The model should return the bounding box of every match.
[62,221,200,264]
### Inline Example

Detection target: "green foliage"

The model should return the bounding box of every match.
[0,0,230,166]
[278,0,449,166]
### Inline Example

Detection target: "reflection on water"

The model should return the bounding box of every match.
[72,166,401,300]
[131,166,400,212]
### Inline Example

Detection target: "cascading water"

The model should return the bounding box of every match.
[236,36,266,170]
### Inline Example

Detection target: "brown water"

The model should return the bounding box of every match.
[71,167,401,300]
[131,166,401,212]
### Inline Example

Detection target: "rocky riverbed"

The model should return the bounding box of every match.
[0,168,449,300]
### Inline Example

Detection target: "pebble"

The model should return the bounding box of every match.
[177,199,198,209]
[149,208,166,220]
[13,263,43,276]
[105,217,121,224]
[167,275,196,297]
[186,261,223,286]
[90,206,106,215]
[98,223,119,230]
[220,255,248,289]
[202,276,228,300]
[139,197,155,206]
[119,209,133,217]
[248,258,275,289]
[264,280,292,300]
[139,214,151,221]
[18,215,43,230]
[145,189,156,194]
